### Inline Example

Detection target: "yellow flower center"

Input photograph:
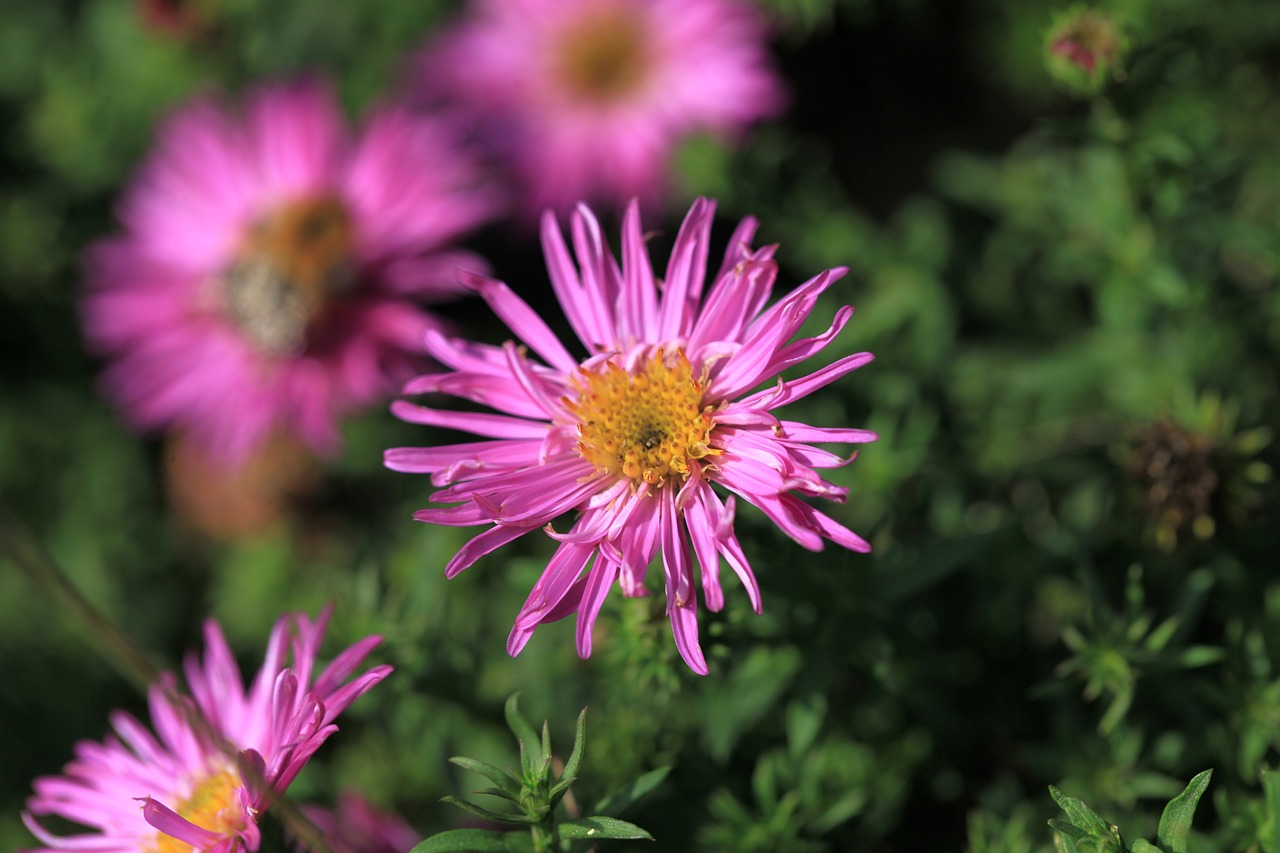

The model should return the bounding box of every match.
[569,350,718,487]
[552,6,651,102]
[154,769,242,853]
[218,195,356,355]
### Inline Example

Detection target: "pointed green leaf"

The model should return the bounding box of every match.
[1155,769,1212,853]
[549,777,577,811]
[1142,616,1179,652]
[1047,819,1089,841]
[1259,766,1280,853]
[594,767,672,818]
[410,829,513,853]
[1126,613,1154,644]
[561,707,588,785]
[1178,646,1224,668]
[1053,830,1082,853]
[1131,840,1163,853]
[1049,786,1109,835]
[504,693,542,779]
[442,796,540,826]
[472,786,520,803]
[541,720,552,764]
[558,816,654,841]
[449,757,523,797]
[549,708,589,807]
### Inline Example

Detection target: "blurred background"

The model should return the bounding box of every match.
[3,0,1280,850]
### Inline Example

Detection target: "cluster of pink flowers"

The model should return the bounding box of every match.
[44,6,877,850]
[87,0,786,475]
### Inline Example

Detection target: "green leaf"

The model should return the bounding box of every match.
[549,708,589,808]
[1177,646,1224,668]
[504,693,542,780]
[785,695,826,758]
[561,707,588,785]
[1142,616,1179,652]
[1049,786,1110,836]
[1259,766,1280,853]
[472,786,520,803]
[449,756,523,797]
[1155,769,1212,853]
[594,767,672,817]
[410,829,513,853]
[558,816,654,841]
[1047,819,1089,841]
[441,796,540,826]
[1131,840,1163,853]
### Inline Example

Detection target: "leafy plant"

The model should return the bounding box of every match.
[414,694,658,852]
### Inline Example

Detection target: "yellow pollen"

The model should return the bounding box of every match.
[568,350,719,487]
[552,7,651,102]
[218,194,356,355]
[154,769,242,853]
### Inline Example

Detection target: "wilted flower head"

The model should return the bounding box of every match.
[415,0,786,217]
[83,78,497,466]
[1044,7,1126,94]
[386,198,874,674]
[24,608,391,853]
[1125,399,1273,551]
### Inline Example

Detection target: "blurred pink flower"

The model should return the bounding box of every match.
[386,198,874,674]
[24,608,390,853]
[83,78,498,466]
[297,792,421,853]
[415,0,786,217]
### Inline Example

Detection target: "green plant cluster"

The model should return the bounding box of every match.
[2,0,1280,851]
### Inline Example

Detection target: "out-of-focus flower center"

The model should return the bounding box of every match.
[154,768,242,853]
[217,195,356,355]
[569,350,718,486]
[552,6,651,102]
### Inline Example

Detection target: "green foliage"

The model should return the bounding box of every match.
[1055,565,1221,734]
[1048,770,1212,852]
[423,695,654,852]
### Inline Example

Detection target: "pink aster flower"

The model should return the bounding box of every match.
[415,0,786,217]
[385,198,875,675]
[83,78,497,466]
[23,608,391,853]
[296,792,421,853]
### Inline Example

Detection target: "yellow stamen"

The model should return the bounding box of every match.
[154,769,242,853]
[568,350,719,487]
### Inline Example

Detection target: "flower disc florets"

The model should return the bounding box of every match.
[153,768,243,853]
[570,349,718,486]
[218,194,357,357]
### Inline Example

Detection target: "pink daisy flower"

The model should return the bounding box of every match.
[414,0,786,217]
[385,198,875,675]
[83,78,497,466]
[23,609,391,853]
[296,792,421,853]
